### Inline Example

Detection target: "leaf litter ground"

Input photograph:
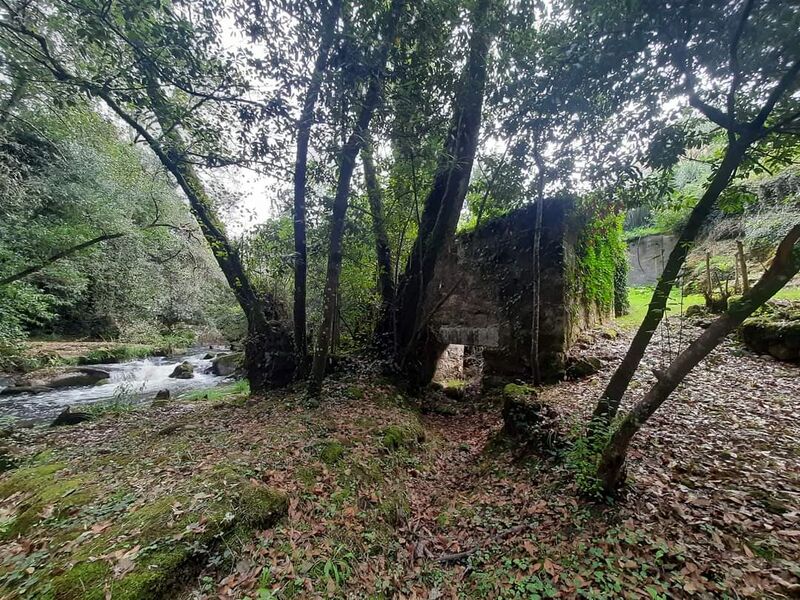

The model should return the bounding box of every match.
[1,322,798,599]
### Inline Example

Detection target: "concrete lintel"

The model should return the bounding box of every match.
[437,326,499,347]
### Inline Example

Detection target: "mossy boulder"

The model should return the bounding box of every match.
[381,423,425,451]
[211,352,244,376]
[566,356,602,379]
[741,300,800,362]
[0,458,287,599]
[168,361,194,379]
[502,388,562,450]
[502,383,536,400]
[684,304,708,319]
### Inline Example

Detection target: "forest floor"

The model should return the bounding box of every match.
[1,322,799,599]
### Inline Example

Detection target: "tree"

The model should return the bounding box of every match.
[597,224,800,493]
[0,0,298,390]
[292,0,343,367]
[389,0,496,385]
[361,137,395,343]
[308,0,406,396]
[591,0,800,427]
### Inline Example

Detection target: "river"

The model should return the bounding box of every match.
[0,350,228,422]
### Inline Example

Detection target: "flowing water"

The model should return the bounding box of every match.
[0,350,229,422]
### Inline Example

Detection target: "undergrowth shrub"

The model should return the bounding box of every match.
[565,420,614,500]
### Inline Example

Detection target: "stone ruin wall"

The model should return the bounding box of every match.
[428,198,611,382]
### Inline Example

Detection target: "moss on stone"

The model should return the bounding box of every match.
[381,423,425,451]
[320,441,346,465]
[502,383,535,399]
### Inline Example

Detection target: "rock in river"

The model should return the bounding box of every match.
[169,361,194,379]
[212,352,243,376]
[0,385,54,396]
[17,366,110,390]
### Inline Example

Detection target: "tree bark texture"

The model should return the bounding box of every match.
[362,138,396,345]
[389,0,494,386]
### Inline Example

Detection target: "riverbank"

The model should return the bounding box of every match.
[1,340,171,378]
[0,349,233,423]
[1,324,798,598]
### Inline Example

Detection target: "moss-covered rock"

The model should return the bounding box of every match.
[211,352,244,376]
[741,300,800,362]
[320,441,346,465]
[502,383,536,400]
[0,457,287,600]
[168,361,194,379]
[381,423,425,451]
[566,356,603,379]
[502,388,562,450]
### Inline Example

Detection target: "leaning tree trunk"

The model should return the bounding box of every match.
[597,224,800,494]
[4,17,297,392]
[292,0,343,369]
[308,0,405,396]
[0,68,27,126]
[591,139,749,426]
[138,77,295,392]
[362,138,395,346]
[389,0,493,385]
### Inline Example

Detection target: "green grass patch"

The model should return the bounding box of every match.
[180,379,249,402]
[619,286,800,330]
[617,287,705,330]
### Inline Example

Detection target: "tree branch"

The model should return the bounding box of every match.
[0,232,125,286]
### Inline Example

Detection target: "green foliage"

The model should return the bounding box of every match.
[564,422,613,500]
[0,104,242,349]
[574,210,627,315]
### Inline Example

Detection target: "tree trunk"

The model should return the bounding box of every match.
[293,0,343,370]
[362,138,395,346]
[591,139,749,426]
[138,77,295,392]
[389,0,494,384]
[308,0,405,396]
[0,19,297,391]
[597,225,800,493]
[737,240,750,293]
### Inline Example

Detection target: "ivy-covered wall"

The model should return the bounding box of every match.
[570,210,629,322]
[426,197,623,382]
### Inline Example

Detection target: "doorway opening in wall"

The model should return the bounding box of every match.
[431,344,484,401]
